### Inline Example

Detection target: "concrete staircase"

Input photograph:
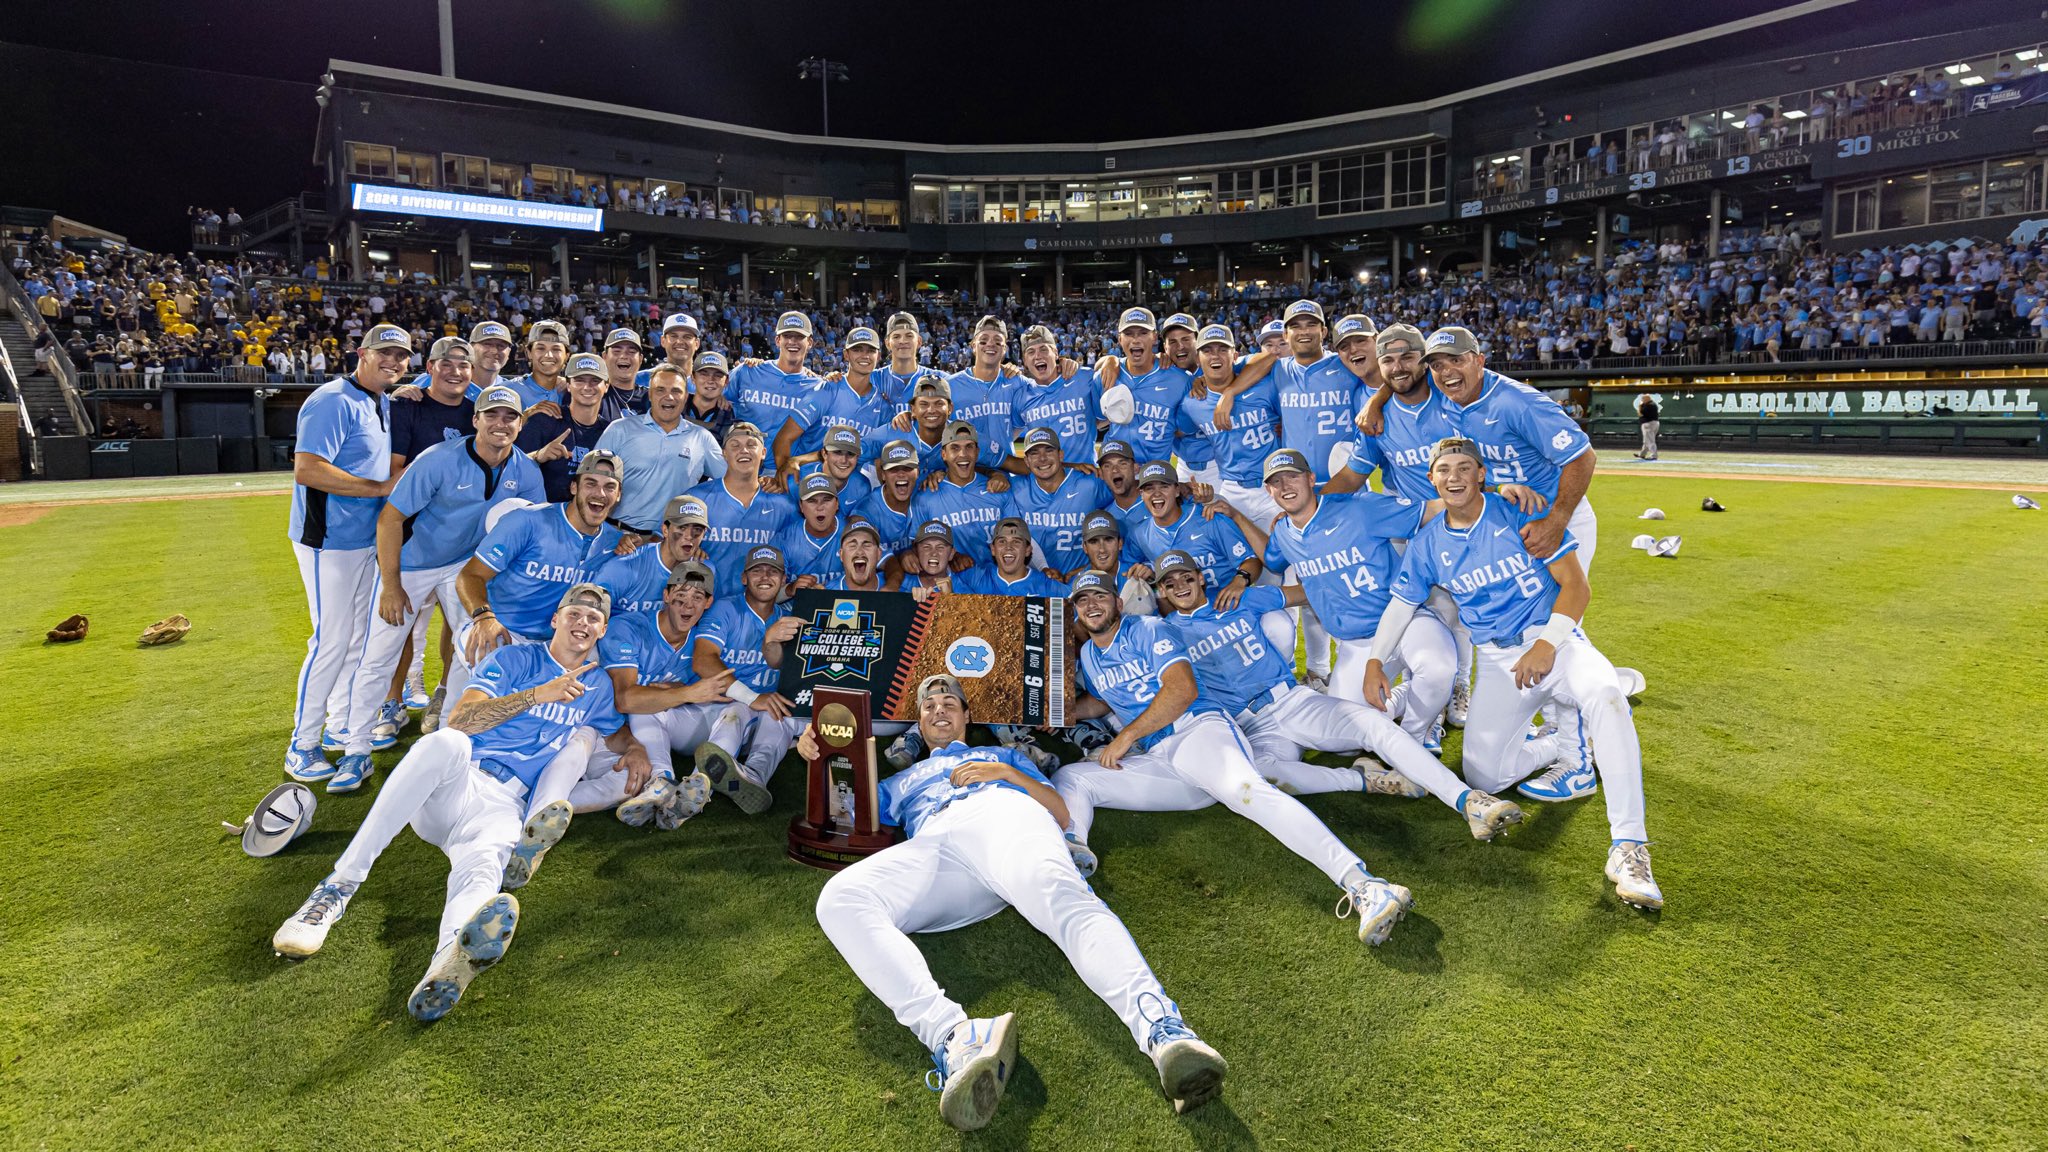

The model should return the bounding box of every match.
[0,319,77,433]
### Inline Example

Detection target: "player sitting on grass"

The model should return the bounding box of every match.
[1147,549,1522,840]
[1364,437,1664,910]
[272,583,653,1021]
[689,544,803,814]
[810,674,1228,1132]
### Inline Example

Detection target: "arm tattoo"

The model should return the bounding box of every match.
[448,688,536,735]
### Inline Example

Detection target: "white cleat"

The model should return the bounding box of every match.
[501,800,571,891]
[1460,790,1524,841]
[1301,670,1330,693]
[1517,760,1598,803]
[1606,841,1665,910]
[420,685,448,734]
[1352,757,1428,798]
[1140,995,1228,1115]
[615,776,674,827]
[407,892,521,1021]
[928,1013,1018,1132]
[1446,679,1471,728]
[1064,831,1098,878]
[657,771,713,831]
[698,742,774,814]
[273,875,358,958]
[1336,869,1413,946]
[1615,666,1647,697]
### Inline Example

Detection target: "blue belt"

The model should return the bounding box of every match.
[1237,683,1289,720]
[477,758,520,786]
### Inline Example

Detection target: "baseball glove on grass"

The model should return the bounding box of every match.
[138,613,192,646]
[46,614,89,643]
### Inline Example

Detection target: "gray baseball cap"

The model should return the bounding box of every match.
[662,494,710,527]
[1080,511,1122,542]
[469,320,514,345]
[694,351,730,375]
[917,673,967,708]
[942,420,979,446]
[1375,323,1426,356]
[474,384,524,415]
[1423,326,1482,358]
[361,324,412,352]
[557,581,612,619]
[1262,447,1313,482]
[666,559,715,591]
[428,336,472,362]
[528,319,571,345]
[1153,550,1203,584]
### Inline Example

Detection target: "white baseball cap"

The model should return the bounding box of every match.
[227,782,316,857]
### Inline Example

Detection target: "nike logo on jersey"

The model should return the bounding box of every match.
[1493,527,1512,538]
[457,483,474,490]
[1483,416,1503,425]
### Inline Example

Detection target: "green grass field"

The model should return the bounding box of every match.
[2,471,2044,1151]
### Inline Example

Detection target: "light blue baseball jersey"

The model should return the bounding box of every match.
[593,545,711,619]
[873,364,940,410]
[696,597,792,693]
[1389,493,1577,646]
[794,463,873,511]
[386,436,543,570]
[1007,470,1113,575]
[729,361,822,442]
[880,741,1052,838]
[686,479,797,598]
[778,520,846,582]
[1179,378,1282,487]
[1011,373,1103,464]
[1104,361,1193,463]
[944,369,1021,466]
[1261,491,1421,641]
[857,490,920,560]
[596,607,703,687]
[467,643,622,792]
[1127,505,1256,591]
[1273,353,1363,481]
[289,376,391,550]
[472,503,626,639]
[782,376,896,458]
[910,477,1017,567]
[1075,613,1225,747]
[1159,585,1294,715]
[953,565,1066,597]
[498,372,561,411]
[592,413,728,532]
[1343,389,1460,503]
[1439,369,1591,501]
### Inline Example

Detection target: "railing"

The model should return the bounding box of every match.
[0,322,42,475]
[1586,415,2047,455]
[0,262,88,434]
[1497,337,2048,376]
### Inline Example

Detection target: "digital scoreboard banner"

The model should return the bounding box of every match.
[776,589,1066,726]
[350,184,603,232]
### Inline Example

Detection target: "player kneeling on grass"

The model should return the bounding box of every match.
[273,583,655,1020]
[1053,571,1416,945]
[811,674,1227,1132]
[1148,549,1522,840]
[1364,438,1663,910]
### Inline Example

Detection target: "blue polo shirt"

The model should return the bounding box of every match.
[386,436,544,571]
[290,374,390,550]
[593,412,728,531]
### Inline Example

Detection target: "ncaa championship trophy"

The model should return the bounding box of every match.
[786,686,896,871]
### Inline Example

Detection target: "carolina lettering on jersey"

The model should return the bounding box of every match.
[1445,549,1535,597]
[1390,492,1578,646]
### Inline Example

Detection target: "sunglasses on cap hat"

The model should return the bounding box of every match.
[666,559,715,590]
[575,449,624,478]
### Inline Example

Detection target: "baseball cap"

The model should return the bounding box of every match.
[1069,569,1117,599]
[1423,326,1482,358]
[1333,314,1378,344]
[1259,319,1286,340]
[575,449,624,480]
[1194,323,1235,350]
[942,419,980,446]
[914,520,954,546]
[1098,438,1136,462]
[469,320,514,345]
[1283,299,1326,325]
[428,336,471,361]
[662,494,710,527]
[885,311,920,335]
[693,351,730,375]
[566,352,606,378]
[1022,425,1061,452]
[1161,312,1197,334]
[743,544,785,572]
[774,311,813,337]
[1428,436,1484,467]
[843,516,881,543]
[912,375,951,401]
[1262,447,1312,482]
[475,384,524,415]
[1080,511,1123,542]
[971,315,1008,342]
[557,581,612,619]
[1153,550,1203,583]
[992,516,1031,541]
[844,326,880,350]
[1136,461,1178,488]
[822,426,862,454]
[917,672,967,708]
[1118,306,1157,332]
[231,782,316,858]
[661,313,701,336]
[604,326,642,348]
[1375,323,1426,355]
[666,559,716,591]
[879,439,921,471]
[361,324,412,352]
[528,319,571,344]
[1021,324,1058,350]
[724,420,764,445]
[798,473,840,502]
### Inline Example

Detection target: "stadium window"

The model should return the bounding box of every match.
[757,194,783,221]
[1985,159,2043,217]
[1177,177,1213,215]
[1064,184,1098,222]
[529,165,573,198]
[1137,182,1174,217]
[834,199,862,225]
[1099,181,1137,221]
[785,195,824,223]
[864,198,900,226]
[488,162,521,196]
[441,154,488,191]
[1929,164,1983,223]
[944,184,979,224]
[1389,146,1436,208]
[1835,183,1878,234]
[982,183,1019,224]
[1022,182,1059,222]
[1878,174,1929,230]
[911,184,941,224]
[346,142,394,180]
[393,151,436,187]
[721,188,753,216]
[1218,170,1255,213]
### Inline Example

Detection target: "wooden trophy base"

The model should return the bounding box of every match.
[787,818,898,872]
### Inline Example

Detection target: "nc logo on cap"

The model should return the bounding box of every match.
[944,636,996,677]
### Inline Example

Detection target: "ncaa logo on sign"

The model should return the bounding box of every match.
[944,636,996,678]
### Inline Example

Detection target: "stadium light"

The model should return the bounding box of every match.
[798,57,850,136]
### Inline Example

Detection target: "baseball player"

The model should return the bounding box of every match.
[941,316,1022,467]
[1364,438,1663,910]
[896,520,964,598]
[272,583,651,1020]
[1065,512,1150,613]
[517,353,614,503]
[685,422,795,599]
[771,325,893,484]
[1097,307,1191,465]
[859,439,924,565]
[1010,325,1102,465]
[909,421,1017,567]
[681,351,738,443]
[633,312,702,394]
[954,517,1066,596]
[594,493,712,617]
[810,673,1229,1130]
[1007,425,1113,576]
[729,310,822,440]
[1126,461,1268,610]
[1148,550,1522,840]
[1269,299,1367,684]
[326,385,545,792]
[780,473,847,584]
[871,311,941,408]
[502,319,571,410]
[884,374,958,476]
[689,544,803,814]
[462,320,516,399]
[283,323,409,780]
[1092,440,1153,551]
[383,335,476,732]
[1052,570,1417,946]
[1181,324,1282,525]
[789,426,873,510]
[1257,319,1288,358]
[593,363,726,536]
[823,517,887,591]
[1158,312,1221,486]
[600,327,649,418]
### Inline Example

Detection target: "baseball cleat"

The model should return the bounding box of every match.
[1301,670,1330,694]
[273,875,358,958]
[1422,719,1446,756]
[369,699,405,748]
[927,1013,1018,1132]
[1605,840,1665,910]
[1335,868,1413,945]
[403,676,430,711]
[884,731,926,770]
[1461,790,1524,841]
[1446,679,1471,727]
[658,771,714,831]
[1140,996,1227,1114]
[420,685,448,734]
[284,743,334,783]
[327,752,374,794]
[615,775,673,827]
[319,729,347,754]
[1065,831,1098,878]
[1352,758,1428,798]
[407,893,521,1022]
[501,800,572,891]
[1615,666,1647,697]
[697,742,773,814]
[1517,761,1599,803]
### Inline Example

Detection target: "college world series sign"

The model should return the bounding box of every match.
[776,589,1066,726]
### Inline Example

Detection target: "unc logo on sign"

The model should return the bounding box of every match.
[944,636,996,678]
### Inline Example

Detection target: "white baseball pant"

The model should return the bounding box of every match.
[1541,497,1604,771]
[1051,712,1369,886]
[290,543,377,749]
[403,599,436,687]
[1215,478,1280,529]
[525,724,657,815]
[1238,684,1473,811]
[706,702,803,786]
[816,786,1177,1053]
[341,562,470,756]
[329,728,527,948]
[1329,610,1457,743]
[1460,626,1647,843]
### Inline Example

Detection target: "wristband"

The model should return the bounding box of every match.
[727,682,760,706]
[469,607,494,620]
[1537,612,1576,649]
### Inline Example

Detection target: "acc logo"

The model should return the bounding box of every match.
[1551,430,1573,450]
[944,636,996,678]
